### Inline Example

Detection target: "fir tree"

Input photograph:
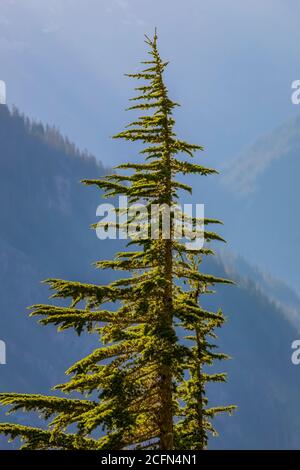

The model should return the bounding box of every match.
[175,254,235,449]
[0,31,235,450]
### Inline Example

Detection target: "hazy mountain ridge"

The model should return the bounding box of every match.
[221,114,300,196]
[219,249,300,332]
[189,112,300,293]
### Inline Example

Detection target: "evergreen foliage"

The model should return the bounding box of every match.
[0,32,235,450]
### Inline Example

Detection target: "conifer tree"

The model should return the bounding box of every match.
[175,254,235,449]
[0,32,234,450]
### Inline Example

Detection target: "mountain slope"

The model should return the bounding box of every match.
[0,105,110,429]
[202,254,300,449]
[219,113,300,291]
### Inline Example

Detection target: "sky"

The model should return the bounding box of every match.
[1,0,300,168]
[1,0,300,290]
